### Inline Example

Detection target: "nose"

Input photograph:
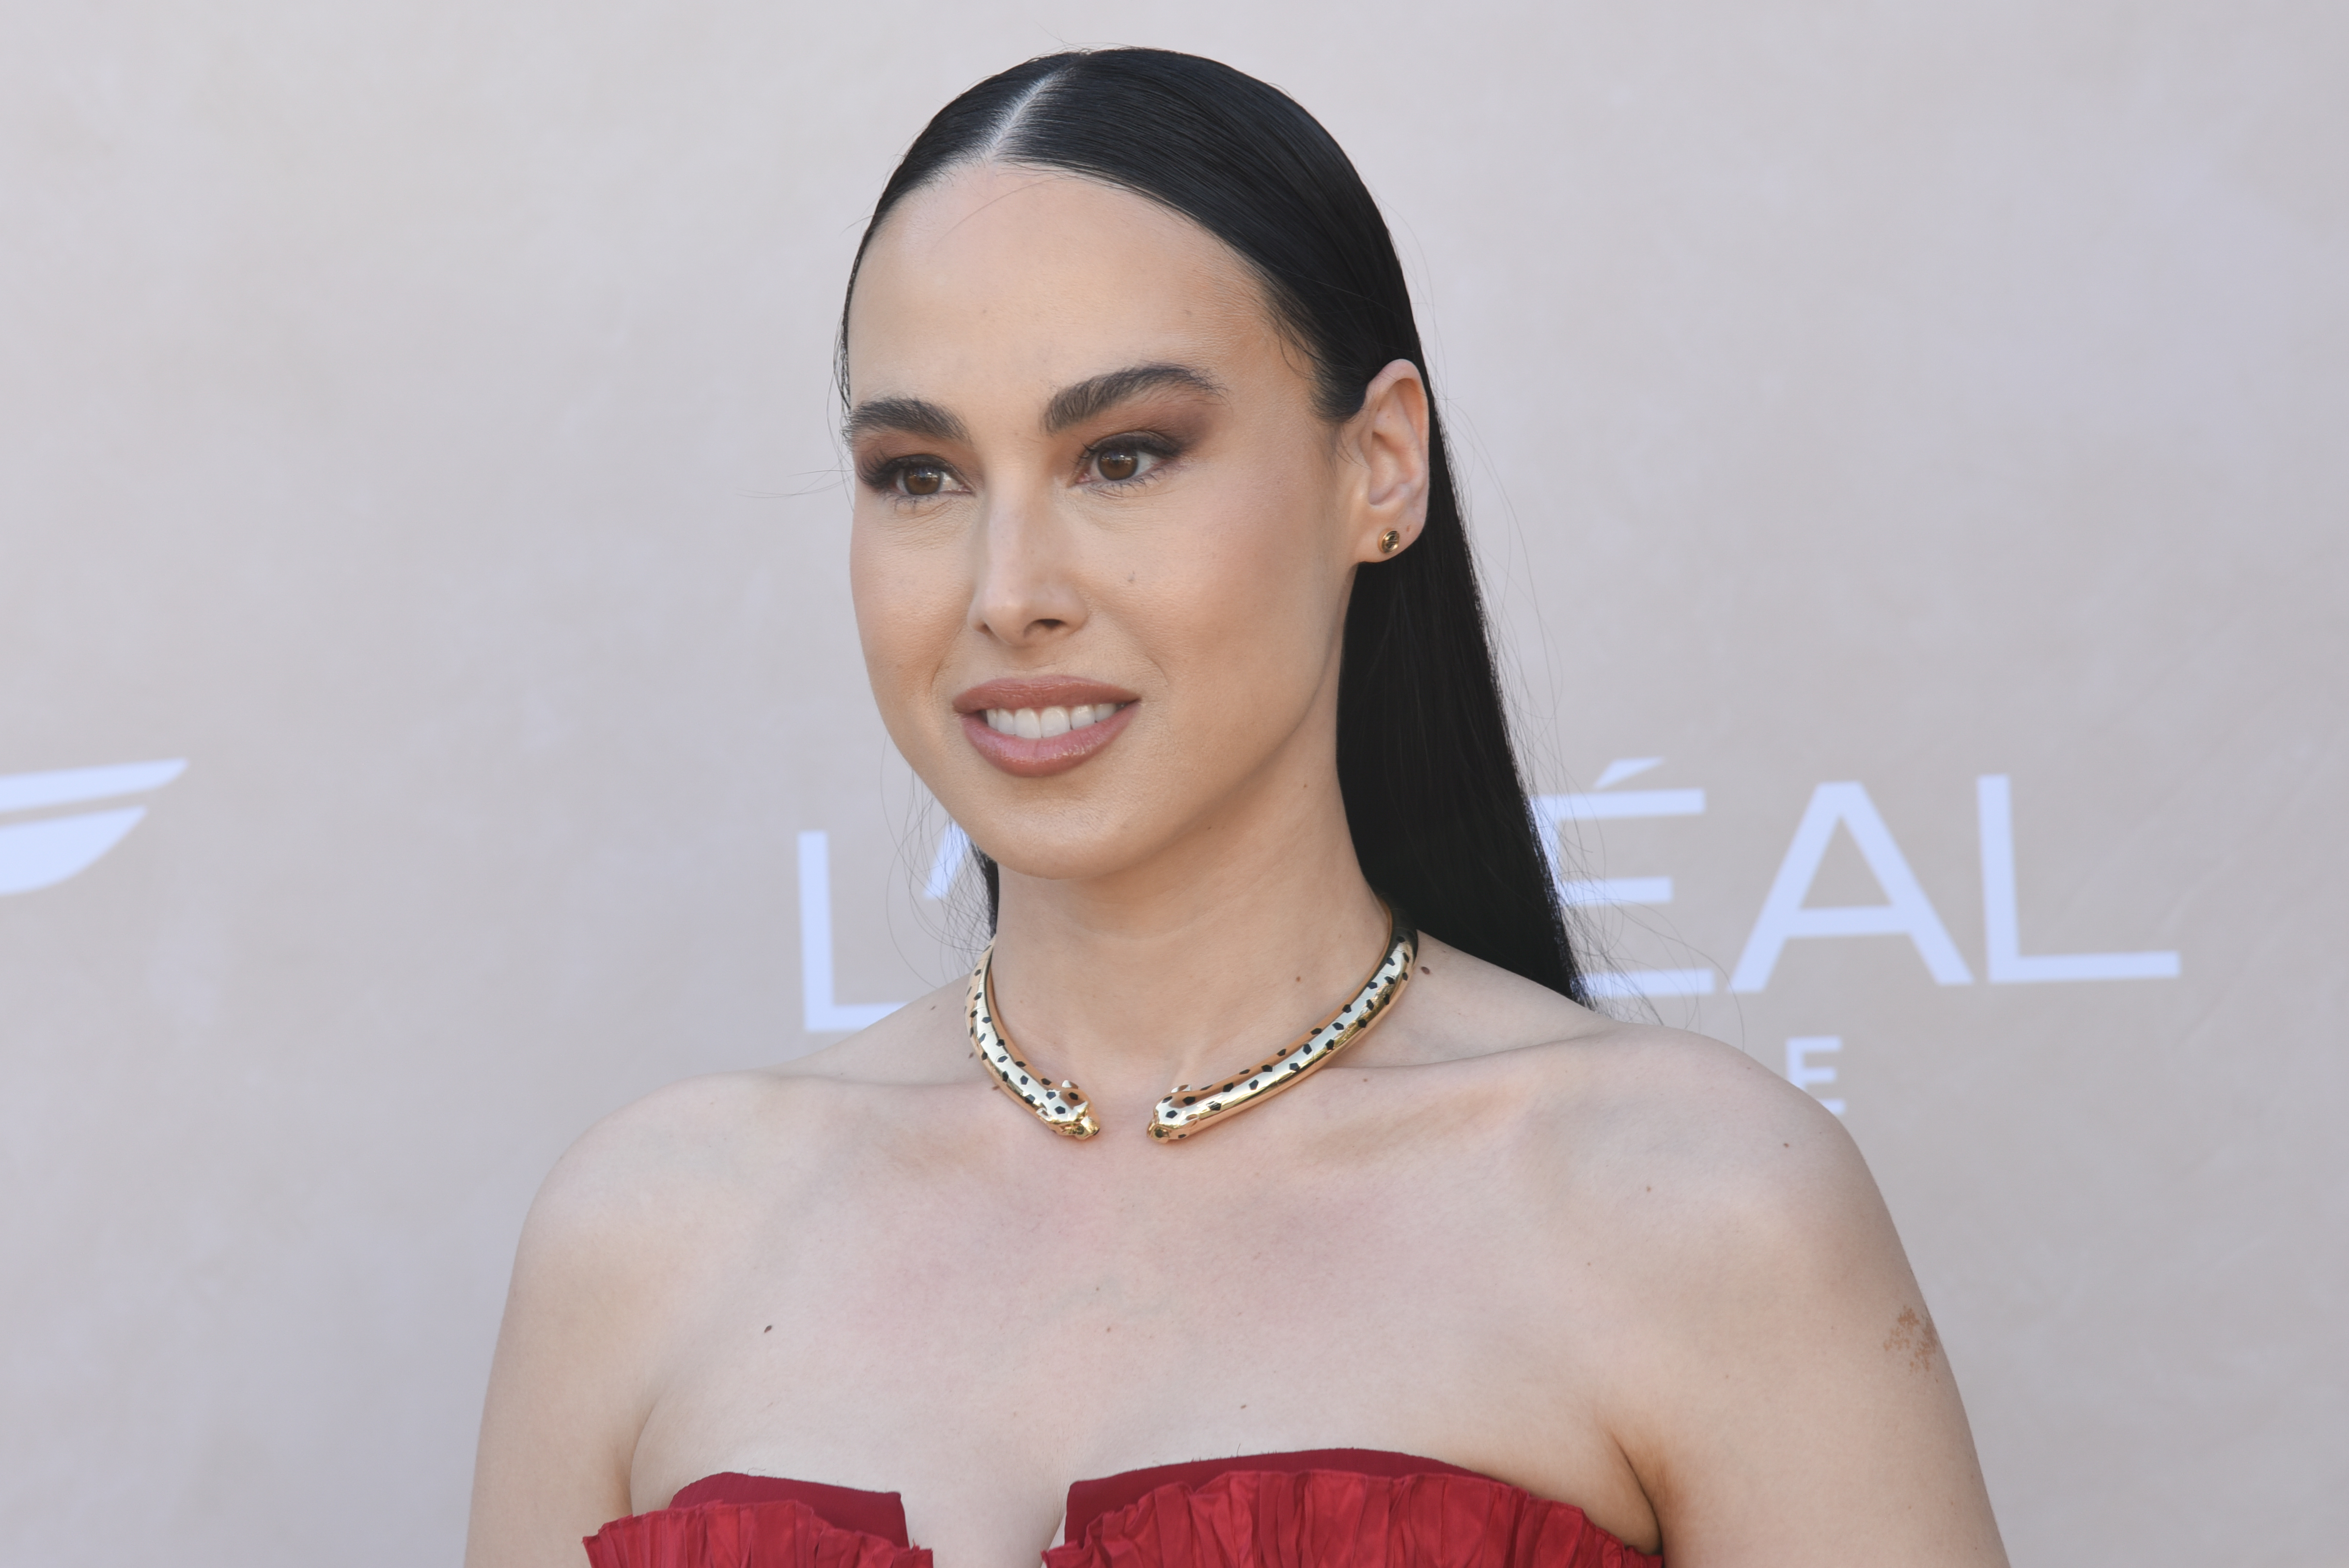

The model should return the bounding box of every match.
[969,481,1087,648]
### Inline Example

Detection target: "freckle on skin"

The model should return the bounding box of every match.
[1882,1305,1942,1372]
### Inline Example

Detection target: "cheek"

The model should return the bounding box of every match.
[849,509,966,716]
[1126,459,1347,680]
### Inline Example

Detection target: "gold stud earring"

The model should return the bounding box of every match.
[1378,529,1401,554]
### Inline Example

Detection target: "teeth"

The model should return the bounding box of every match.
[980,701,1124,739]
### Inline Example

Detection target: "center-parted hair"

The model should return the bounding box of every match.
[843,47,1589,1006]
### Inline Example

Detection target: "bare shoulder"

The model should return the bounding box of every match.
[1454,969,1903,1339]
[1398,947,2003,1563]
[1517,1013,1875,1245]
[529,1069,814,1242]
[500,1069,850,1371]
[466,1001,978,1568]
[525,977,969,1257]
[1398,937,1871,1237]
[466,1069,855,1568]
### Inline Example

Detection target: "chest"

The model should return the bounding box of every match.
[624,1109,1645,1559]
[683,1149,1524,1423]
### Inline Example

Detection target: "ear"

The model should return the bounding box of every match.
[1343,358,1432,562]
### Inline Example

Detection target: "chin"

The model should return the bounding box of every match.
[971,823,1147,887]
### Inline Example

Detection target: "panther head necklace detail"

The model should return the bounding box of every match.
[965,900,1418,1141]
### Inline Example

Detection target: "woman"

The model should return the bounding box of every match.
[466,48,2007,1568]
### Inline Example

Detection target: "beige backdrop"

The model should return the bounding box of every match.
[4,2,2343,1564]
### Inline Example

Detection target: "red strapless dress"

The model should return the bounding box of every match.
[583,1448,1659,1568]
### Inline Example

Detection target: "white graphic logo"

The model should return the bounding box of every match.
[796,830,903,1033]
[799,764,2178,1037]
[1731,775,2178,989]
[1786,1035,1846,1116]
[1536,756,1713,1000]
[1732,781,1974,990]
[0,759,188,896]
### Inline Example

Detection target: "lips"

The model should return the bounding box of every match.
[954,678,1139,778]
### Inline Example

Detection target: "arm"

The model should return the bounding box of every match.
[1592,1041,2008,1566]
[463,1104,691,1568]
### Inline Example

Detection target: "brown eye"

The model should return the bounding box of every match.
[899,464,945,497]
[1094,448,1140,482]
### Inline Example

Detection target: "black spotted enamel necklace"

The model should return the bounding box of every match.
[964,901,1417,1142]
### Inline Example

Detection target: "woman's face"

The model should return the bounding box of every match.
[844,165,1425,889]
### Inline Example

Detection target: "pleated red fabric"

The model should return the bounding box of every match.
[583,1497,931,1568]
[583,1456,1659,1568]
[669,1475,913,1546]
[1044,1467,1658,1568]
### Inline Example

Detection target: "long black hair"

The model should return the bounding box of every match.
[842,48,1588,1005]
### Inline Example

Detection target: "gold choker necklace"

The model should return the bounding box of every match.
[965,903,1417,1142]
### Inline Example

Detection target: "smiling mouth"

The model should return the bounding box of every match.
[955,683,1138,778]
[979,702,1129,740]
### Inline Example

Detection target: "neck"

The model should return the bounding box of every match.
[982,758,1390,1125]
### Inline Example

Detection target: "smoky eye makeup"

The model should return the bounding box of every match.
[1078,431,1184,486]
[852,390,1209,501]
[858,452,964,498]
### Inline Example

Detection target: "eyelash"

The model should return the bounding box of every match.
[1079,432,1181,488]
[859,433,1184,503]
[861,455,963,498]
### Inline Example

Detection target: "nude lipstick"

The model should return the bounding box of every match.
[954,678,1140,778]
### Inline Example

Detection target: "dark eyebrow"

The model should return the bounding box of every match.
[1042,363,1225,434]
[842,364,1223,447]
[842,396,969,447]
